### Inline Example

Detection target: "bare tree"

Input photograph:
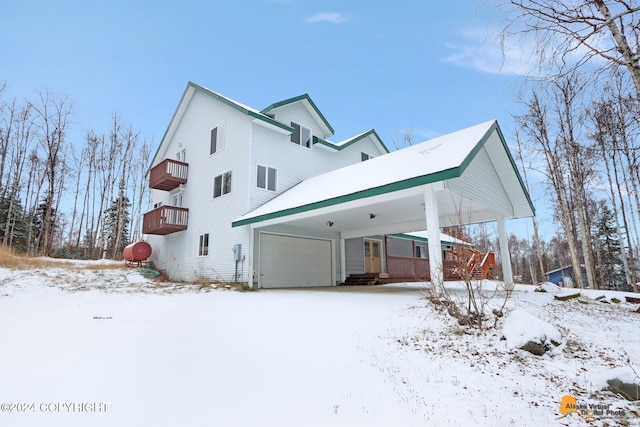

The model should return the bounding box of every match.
[2,102,35,247]
[513,130,547,279]
[502,0,640,99]
[130,138,151,243]
[516,86,587,288]
[30,90,72,256]
[0,88,15,196]
[390,126,415,150]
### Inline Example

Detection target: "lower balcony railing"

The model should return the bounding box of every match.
[142,206,189,235]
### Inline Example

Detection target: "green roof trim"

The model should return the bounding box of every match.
[232,167,460,227]
[232,120,536,227]
[147,82,293,174]
[189,82,293,133]
[261,94,335,135]
[313,129,390,153]
[492,122,536,216]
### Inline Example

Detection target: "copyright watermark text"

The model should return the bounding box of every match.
[1,402,108,413]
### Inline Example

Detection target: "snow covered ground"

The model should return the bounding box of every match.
[0,262,639,426]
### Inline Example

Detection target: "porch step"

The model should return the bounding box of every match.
[342,273,381,286]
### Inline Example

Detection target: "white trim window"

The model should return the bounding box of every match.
[213,171,232,198]
[176,148,186,162]
[257,165,277,191]
[415,245,428,259]
[171,191,183,207]
[291,122,312,148]
[210,122,225,155]
[198,233,209,256]
[361,152,374,161]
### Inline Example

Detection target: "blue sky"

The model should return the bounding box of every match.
[1,0,552,240]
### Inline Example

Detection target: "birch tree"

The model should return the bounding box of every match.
[516,87,587,288]
[502,0,640,99]
[2,102,35,247]
[30,90,72,256]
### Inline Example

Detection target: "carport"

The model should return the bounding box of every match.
[233,120,535,289]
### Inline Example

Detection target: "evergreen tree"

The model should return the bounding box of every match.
[31,197,57,254]
[594,201,626,290]
[103,187,130,259]
[0,190,28,252]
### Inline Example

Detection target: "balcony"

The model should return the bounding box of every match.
[149,159,188,191]
[142,206,189,235]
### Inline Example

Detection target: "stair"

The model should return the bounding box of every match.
[342,273,380,286]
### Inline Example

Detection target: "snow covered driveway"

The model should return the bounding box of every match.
[0,267,638,426]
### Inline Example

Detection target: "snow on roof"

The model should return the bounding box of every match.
[399,230,471,246]
[234,120,502,225]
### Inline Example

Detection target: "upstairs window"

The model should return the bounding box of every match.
[257,165,277,191]
[172,192,183,207]
[361,152,374,161]
[291,122,312,148]
[213,171,232,198]
[177,148,186,162]
[210,122,225,155]
[198,233,209,256]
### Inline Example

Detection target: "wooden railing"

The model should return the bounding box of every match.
[386,255,430,280]
[384,248,496,282]
[149,159,188,191]
[479,252,496,279]
[459,250,496,280]
[142,206,189,235]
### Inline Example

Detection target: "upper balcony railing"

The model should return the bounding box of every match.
[149,159,188,191]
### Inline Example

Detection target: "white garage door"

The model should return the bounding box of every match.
[259,233,333,288]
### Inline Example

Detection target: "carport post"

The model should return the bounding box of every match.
[339,237,346,283]
[248,226,255,289]
[497,213,514,290]
[424,185,444,293]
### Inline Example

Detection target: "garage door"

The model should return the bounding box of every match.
[259,233,333,288]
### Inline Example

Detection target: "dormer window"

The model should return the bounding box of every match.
[361,152,374,161]
[291,122,312,148]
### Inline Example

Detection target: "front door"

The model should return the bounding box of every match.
[364,239,382,273]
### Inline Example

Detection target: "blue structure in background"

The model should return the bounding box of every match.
[546,265,587,287]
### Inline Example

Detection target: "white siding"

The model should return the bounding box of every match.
[268,102,330,139]
[248,125,384,211]
[149,90,253,282]
[147,86,390,284]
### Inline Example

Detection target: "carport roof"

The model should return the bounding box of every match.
[232,120,535,231]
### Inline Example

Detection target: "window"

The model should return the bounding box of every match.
[198,233,209,256]
[210,122,225,155]
[415,245,428,259]
[172,192,183,207]
[257,165,277,191]
[176,148,186,162]
[213,171,232,198]
[361,152,374,161]
[291,122,312,148]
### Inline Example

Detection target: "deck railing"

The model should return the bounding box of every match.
[142,206,189,235]
[149,159,188,191]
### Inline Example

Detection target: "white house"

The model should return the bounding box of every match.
[143,82,535,288]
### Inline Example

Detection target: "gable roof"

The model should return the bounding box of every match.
[314,129,390,154]
[233,120,535,230]
[147,82,293,175]
[261,94,335,137]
